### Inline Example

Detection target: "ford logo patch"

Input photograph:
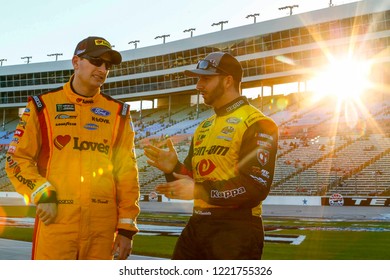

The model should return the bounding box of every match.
[91,107,110,117]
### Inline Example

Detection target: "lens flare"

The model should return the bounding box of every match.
[23,194,30,205]
[0,207,5,235]
[276,97,288,110]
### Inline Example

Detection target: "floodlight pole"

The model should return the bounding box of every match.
[183,28,196,38]
[0,58,6,66]
[21,56,32,64]
[47,53,63,61]
[128,40,140,49]
[154,35,170,44]
[212,21,228,31]
[246,13,260,23]
[279,5,299,16]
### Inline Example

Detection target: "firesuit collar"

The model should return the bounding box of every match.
[214,96,249,116]
[68,76,99,104]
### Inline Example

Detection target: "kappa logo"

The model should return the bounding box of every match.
[54,135,71,150]
[195,159,216,176]
[211,187,246,199]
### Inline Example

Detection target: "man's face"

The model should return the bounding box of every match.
[196,75,225,108]
[74,53,111,89]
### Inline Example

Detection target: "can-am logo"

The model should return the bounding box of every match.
[195,159,216,176]
[91,107,110,117]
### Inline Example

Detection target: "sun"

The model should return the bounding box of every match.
[307,56,375,131]
[310,57,372,102]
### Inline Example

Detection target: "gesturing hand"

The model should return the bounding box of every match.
[144,138,178,173]
[155,172,194,200]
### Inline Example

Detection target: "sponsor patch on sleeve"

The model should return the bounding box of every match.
[244,112,263,127]
[257,149,269,166]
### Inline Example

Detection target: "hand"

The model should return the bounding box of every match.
[112,234,133,260]
[36,203,57,225]
[155,172,194,200]
[144,138,178,173]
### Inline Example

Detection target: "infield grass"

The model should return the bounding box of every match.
[1,210,389,260]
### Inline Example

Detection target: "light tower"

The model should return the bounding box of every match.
[246,13,260,23]
[211,21,228,31]
[154,34,170,44]
[128,40,140,49]
[47,53,63,61]
[279,5,299,16]
[21,56,32,64]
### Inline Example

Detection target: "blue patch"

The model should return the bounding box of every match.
[91,107,111,117]
[84,123,99,130]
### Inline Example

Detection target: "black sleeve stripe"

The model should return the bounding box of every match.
[30,95,45,112]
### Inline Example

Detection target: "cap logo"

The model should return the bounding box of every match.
[95,39,111,49]
[209,59,218,67]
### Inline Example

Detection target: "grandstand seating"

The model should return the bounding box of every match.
[1,90,390,197]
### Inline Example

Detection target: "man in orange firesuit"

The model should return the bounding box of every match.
[5,36,140,260]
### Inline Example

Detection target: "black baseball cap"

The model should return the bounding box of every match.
[74,36,122,65]
[184,52,243,82]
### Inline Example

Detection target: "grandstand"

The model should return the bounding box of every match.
[1,0,389,199]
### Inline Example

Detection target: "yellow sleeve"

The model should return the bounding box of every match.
[112,104,140,235]
[5,99,56,205]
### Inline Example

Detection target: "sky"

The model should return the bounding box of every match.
[0,0,362,66]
